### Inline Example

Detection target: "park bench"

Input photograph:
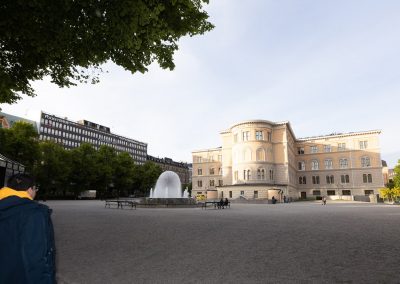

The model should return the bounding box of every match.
[105,200,137,210]
[201,201,230,210]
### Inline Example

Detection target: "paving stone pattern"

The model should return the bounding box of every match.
[48,201,400,284]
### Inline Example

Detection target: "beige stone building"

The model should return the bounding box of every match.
[192,120,384,201]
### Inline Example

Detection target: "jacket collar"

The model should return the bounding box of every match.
[0,187,33,200]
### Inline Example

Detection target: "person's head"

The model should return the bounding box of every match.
[7,173,37,199]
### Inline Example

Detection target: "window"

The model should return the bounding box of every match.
[197,180,202,187]
[361,157,371,168]
[324,145,331,152]
[209,168,215,175]
[299,176,306,184]
[256,148,265,161]
[359,140,368,149]
[234,171,238,181]
[324,159,333,169]
[229,191,232,198]
[269,169,274,180]
[341,174,350,184]
[218,168,222,175]
[254,191,258,198]
[327,190,336,196]
[256,131,263,140]
[339,158,348,169]
[198,168,202,175]
[247,170,251,180]
[242,131,250,141]
[310,146,318,153]
[312,176,320,184]
[342,190,351,196]
[240,191,244,196]
[338,143,346,151]
[297,147,304,155]
[243,170,246,180]
[267,132,272,142]
[197,157,202,163]
[363,174,372,183]
[313,190,321,196]
[218,180,223,186]
[311,160,319,170]
[364,190,373,196]
[257,169,261,180]
[298,161,305,171]
[234,134,238,143]
[326,175,334,184]
[210,180,215,186]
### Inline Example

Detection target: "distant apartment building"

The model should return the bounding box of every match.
[147,155,190,184]
[192,120,384,201]
[39,112,147,164]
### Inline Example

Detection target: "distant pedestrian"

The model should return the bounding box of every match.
[322,196,327,205]
[272,196,277,204]
[0,173,56,283]
[224,198,229,208]
[219,198,224,209]
[283,195,287,203]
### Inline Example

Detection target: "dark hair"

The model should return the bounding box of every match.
[7,173,36,191]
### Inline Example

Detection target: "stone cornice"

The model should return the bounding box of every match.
[297,130,381,141]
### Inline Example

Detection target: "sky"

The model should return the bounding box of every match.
[1,0,400,167]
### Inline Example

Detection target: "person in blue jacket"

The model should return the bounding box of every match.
[0,173,56,283]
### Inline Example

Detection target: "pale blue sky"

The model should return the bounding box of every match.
[2,0,400,167]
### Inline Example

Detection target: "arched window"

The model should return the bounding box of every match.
[311,160,319,170]
[247,170,251,180]
[256,148,266,161]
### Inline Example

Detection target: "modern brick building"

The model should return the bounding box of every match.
[192,120,384,201]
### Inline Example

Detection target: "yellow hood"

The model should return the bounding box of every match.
[0,187,32,200]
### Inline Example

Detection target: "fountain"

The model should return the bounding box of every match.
[145,171,196,206]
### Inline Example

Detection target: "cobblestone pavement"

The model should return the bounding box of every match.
[47,201,400,284]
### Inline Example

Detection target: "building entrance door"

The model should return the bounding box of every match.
[301,192,307,199]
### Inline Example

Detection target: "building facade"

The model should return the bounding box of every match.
[192,120,384,201]
[39,112,147,164]
[147,155,190,184]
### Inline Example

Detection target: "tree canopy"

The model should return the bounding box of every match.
[0,0,213,103]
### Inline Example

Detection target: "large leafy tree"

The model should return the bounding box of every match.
[93,145,117,198]
[34,141,72,197]
[69,143,98,196]
[114,152,136,197]
[0,121,39,171]
[0,0,213,103]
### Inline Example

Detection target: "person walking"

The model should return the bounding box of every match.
[0,173,56,284]
[322,196,327,205]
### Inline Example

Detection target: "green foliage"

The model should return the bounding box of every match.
[33,141,72,197]
[0,121,39,171]
[379,187,400,202]
[394,159,400,188]
[0,0,214,103]
[137,161,163,196]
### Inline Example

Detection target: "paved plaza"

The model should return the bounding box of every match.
[49,200,400,284]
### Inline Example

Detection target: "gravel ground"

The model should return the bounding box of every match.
[46,200,400,284]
